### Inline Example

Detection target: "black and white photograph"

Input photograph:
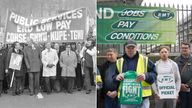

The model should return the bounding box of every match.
[0,0,96,108]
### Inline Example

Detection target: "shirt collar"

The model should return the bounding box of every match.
[14,48,19,53]
[46,48,53,52]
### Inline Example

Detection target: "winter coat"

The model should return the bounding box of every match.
[60,50,77,77]
[41,48,58,77]
[6,48,25,77]
[0,49,6,80]
[23,44,42,72]
[80,46,96,73]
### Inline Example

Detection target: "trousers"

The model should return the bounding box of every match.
[179,91,192,108]
[121,98,150,108]
[155,98,177,108]
[28,72,40,94]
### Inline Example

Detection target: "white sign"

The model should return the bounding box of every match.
[157,74,177,99]
[9,53,23,70]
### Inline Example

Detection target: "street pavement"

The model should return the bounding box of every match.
[0,89,96,108]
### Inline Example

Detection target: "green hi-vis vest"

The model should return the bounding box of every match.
[116,54,152,97]
[96,69,102,90]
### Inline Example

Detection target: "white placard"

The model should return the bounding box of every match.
[157,74,177,99]
[9,53,23,70]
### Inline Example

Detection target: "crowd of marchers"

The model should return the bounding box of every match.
[0,37,96,97]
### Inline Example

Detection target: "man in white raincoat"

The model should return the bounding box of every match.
[42,42,58,94]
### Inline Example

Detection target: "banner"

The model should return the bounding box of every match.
[157,74,177,99]
[9,53,23,70]
[5,8,87,43]
[0,27,4,43]
[97,4,177,44]
[119,71,142,105]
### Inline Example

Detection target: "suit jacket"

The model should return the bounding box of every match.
[23,44,42,72]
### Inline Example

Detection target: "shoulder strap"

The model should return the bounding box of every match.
[169,59,176,74]
[181,62,188,75]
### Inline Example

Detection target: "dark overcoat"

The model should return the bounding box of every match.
[6,48,25,77]
[0,49,6,80]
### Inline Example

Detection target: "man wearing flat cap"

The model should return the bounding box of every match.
[113,39,157,108]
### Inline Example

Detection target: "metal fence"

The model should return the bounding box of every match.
[97,3,192,61]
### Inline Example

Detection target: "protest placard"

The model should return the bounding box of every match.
[9,53,23,70]
[157,74,177,99]
[119,71,142,105]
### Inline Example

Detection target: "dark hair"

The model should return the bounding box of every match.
[106,48,118,54]
[76,42,81,46]
[159,46,170,52]
[66,44,71,48]
[181,42,191,48]
[86,37,96,47]
[12,41,20,49]
[87,37,94,41]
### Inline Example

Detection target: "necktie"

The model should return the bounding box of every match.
[15,49,18,53]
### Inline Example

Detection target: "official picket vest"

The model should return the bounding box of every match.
[116,54,152,97]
